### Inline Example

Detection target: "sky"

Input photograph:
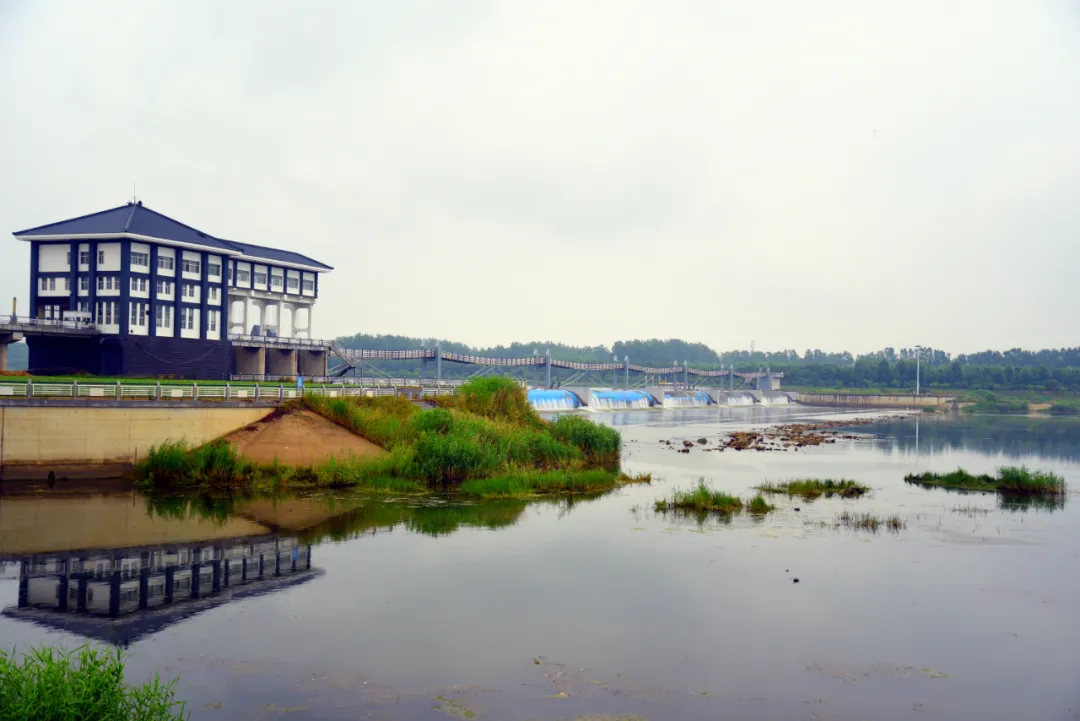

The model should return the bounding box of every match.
[1,0,1078,356]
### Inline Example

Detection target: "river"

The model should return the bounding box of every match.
[1,406,1078,720]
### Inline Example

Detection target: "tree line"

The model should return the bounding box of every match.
[333,335,1080,391]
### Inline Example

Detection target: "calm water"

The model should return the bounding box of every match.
[2,406,1079,720]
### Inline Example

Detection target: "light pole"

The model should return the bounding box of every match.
[914,345,926,395]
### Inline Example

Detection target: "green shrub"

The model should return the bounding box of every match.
[436,377,543,428]
[137,440,253,488]
[0,645,186,721]
[411,432,499,483]
[549,415,621,469]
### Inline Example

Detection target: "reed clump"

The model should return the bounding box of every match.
[654,479,775,516]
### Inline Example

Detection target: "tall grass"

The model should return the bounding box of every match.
[433,377,543,429]
[0,645,186,721]
[548,415,621,469]
[136,440,255,488]
[905,466,1066,495]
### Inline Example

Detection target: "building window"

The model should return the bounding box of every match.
[182,259,201,275]
[98,250,105,265]
[130,277,148,293]
[96,301,117,326]
[209,310,218,332]
[130,251,149,267]
[79,250,90,266]
[180,307,195,330]
[49,277,56,291]
[254,272,267,285]
[80,276,89,291]
[78,300,89,313]
[208,263,221,277]
[97,276,118,291]
[287,277,299,291]
[156,280,173,296]
[302,279,314,292]
[271,274,283,288]
[237,269,250,283]
[209,287,219,302]
[130,302,148,327]
[156,305,172,328]
[67,250,72,266]
[63,277,70,291]
[158,256,174,271]
[182,283,197,299]
[42,304,61,320]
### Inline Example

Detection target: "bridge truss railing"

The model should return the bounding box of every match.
[327,344,783,389]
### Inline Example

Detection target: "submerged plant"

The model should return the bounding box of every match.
[831,510,906,533]
[755,479,869,499]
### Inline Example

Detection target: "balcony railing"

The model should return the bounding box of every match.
[0,316,99,333]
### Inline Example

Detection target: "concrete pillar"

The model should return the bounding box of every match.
[545,349,552,388]
[17,561,28,608]
[211,559,221,594]
[298,350,326,377]
[191,562,201,599]
[234,347,265,376]
[624,356,629,389]
[108,570,121,617]
[267,348,298,377]
[0,342,7,372]
[57,574,69,611]
[164,567,174,604]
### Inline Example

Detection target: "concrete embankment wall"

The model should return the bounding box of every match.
[792,393,954,408]
[0,404,274,478]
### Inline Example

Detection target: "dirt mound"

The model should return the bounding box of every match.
[225,409,385,466]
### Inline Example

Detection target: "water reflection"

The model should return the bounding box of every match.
[865,414,1080,462]
[3,537,316,646]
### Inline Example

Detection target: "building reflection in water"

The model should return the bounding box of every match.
[3,535,319,646]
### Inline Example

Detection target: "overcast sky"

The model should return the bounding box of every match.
[1,1,1078,355]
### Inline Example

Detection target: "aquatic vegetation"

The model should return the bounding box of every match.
[905,466,1066,496]
[747,494,776,514]
[832,510,906,532]
[755,479,869,498]
[654,479,775,517]
[0,645,186,721]
[548,415,622,470]
[458,470,620,498]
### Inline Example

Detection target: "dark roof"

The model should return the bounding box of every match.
[222,239,334,271]
[14,203,331,270]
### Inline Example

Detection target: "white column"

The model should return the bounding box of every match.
[276,300,284,337]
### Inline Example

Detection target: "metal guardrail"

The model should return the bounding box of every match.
[0,315,99,335]
[0,380,459,402]
[228,334,332,349]
[230,374,466,386]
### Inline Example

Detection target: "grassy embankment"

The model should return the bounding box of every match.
[755,479,869,499]
[904,466,1066,496]
[654,479,775,519]
[0,645,185,721]
[137,378,634,498]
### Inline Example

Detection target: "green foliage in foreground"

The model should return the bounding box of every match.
[755,479,869,498]
[904,466,1066,496]
[0,645,186,721]
[654,479,775,516]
